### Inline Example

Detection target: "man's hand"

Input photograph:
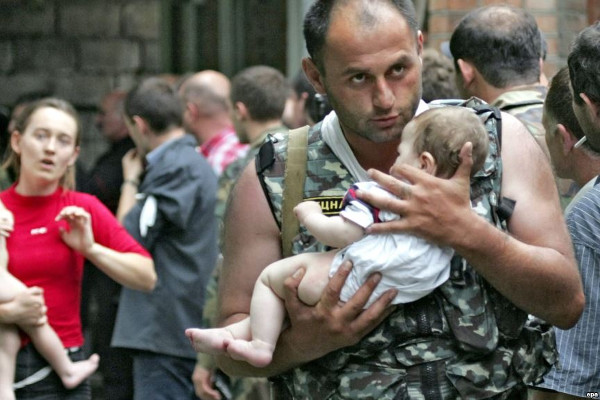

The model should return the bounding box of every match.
[122,148,144,183]
[0,287,47,326]
[360,142,474,247]
[192,365,222,400]
[279,261,397,363]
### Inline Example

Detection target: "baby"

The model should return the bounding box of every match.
[0,207,99,400]
[186,106,490,368]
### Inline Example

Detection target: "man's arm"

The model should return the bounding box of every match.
[215,162,396,377]
[362,112,584,329]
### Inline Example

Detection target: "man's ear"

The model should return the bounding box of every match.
[556,124,575,154]
[302,57,326,95]
[234,101,249,121]
[132,115,147,135]
[185,102,199,120]
[456,59,475,88]
[419,152,437,175]
[580,92,600,119]
[416,30,424,58]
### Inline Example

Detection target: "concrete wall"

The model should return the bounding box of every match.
[0,0,164,169]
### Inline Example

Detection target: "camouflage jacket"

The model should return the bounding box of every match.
[256,98,557,399]
[491,85,546,153]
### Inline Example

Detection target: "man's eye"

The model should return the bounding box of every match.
[351,74,366,84]
[391,66,405,76]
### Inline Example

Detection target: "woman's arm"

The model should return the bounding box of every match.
[57,206,156,292]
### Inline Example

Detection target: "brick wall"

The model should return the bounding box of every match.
[0,0,164,169]
[425,0,589,81]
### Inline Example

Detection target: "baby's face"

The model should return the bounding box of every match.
[393,120,421,170]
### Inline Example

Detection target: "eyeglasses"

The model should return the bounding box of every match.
[574,135,587,149]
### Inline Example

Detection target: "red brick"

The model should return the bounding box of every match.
[446,0,478,10]
[428,15,453,34]
[429,0,449,12]
[483,0,524,7]
[526,0,558,10]
[535,14,559,31]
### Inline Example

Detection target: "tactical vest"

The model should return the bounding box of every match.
[256,98,556,399]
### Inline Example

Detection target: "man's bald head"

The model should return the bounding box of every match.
[179,70,232,116]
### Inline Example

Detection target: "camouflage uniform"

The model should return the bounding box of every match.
[197,125,288,400]
[491,85,578,209]
[256,98,556,399]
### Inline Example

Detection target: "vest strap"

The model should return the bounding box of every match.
[282,125,310,258]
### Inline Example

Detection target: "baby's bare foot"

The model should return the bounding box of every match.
[61,353,99,389]
[227,339,274,368]
[185,328,235,355]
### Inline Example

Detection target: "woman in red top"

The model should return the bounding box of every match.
[0,98,156,399]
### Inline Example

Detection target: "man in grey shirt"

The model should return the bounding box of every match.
[113,77,218,400]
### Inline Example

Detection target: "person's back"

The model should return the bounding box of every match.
[112,77,218,399]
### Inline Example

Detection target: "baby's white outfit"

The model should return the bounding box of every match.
[331,181,453,308]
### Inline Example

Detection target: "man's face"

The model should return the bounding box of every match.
[96,95,127,142]
[315,4,423,144]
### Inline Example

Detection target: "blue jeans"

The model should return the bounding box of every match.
[14,343,91,400]
[131,350,199,400]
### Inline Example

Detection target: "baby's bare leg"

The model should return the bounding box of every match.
[1,269,98,390]
[20,324,99,389]
[186,257,302,367]
[225,251,335,367]
[0,324,20,400]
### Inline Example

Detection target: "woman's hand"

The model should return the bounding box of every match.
[0,287,47,326]
[56,206,95,256]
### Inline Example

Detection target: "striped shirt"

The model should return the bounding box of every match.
[537,177,600,396]
[199,127,249,176]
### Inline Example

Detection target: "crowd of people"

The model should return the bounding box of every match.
[0,0,598,399]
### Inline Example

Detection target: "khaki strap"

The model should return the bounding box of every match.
[281,125,310,258]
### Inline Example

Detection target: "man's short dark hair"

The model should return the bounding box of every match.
[449,5,541,88]
[125,77,183,134]
[230,65,289,122]
[568,21,600,107]
[421,48,460,102]
[546,67,586,144]
[303,0,419,72]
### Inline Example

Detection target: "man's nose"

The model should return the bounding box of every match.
[373,78,394,110]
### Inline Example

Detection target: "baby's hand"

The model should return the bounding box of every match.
[294,201,322,223]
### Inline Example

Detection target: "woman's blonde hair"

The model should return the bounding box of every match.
[4,97,81,190]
